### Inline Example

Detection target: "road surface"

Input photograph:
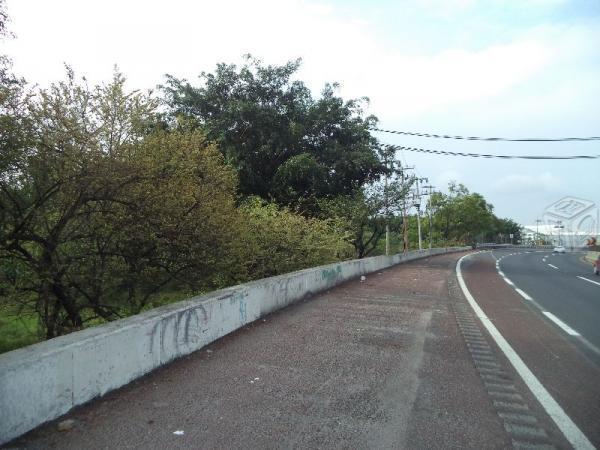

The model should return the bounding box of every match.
[6,250,599,449]
[461,249,600,448]
[493,249,600,354]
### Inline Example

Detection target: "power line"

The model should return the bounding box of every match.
[386,144,600,160]
[370,127,600,142]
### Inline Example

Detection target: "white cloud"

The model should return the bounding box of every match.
[3,0,598,225]
[492,172,564,194]
[3,0,555,113]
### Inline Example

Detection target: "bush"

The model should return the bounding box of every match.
[239,197,352,279]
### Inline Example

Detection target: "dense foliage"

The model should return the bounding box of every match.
[425,182,522,246]
[161,56,385,211]
[0,4,522,349]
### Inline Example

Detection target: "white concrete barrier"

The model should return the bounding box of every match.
[0,247,468,444]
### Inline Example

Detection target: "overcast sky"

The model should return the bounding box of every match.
[4,0,600,227]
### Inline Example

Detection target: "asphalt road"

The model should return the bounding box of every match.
[461,250,600,448]
[493,249,600,354]
[6,251,572,449]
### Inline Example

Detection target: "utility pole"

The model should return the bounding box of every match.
[385,169,390,256]
[535,218,542,246]
[400,167,415,253]
[380,146,396,256]
[554,220,564,246]
[422,185,435,250]
[414,177,428,251]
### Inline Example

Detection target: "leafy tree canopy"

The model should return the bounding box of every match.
[0,69,246,338]
[161,56,385,210]
[429,182,523,244]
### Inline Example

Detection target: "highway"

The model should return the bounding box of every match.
[494,249,600,356]
[461,249,600,448]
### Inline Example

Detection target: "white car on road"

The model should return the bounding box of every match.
[553,245,566,253]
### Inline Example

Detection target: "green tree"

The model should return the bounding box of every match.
[0,69,244,338]
[430,182,506,245]
[491,217,522,243]
[161,56,384,210]
[239,197,351,279]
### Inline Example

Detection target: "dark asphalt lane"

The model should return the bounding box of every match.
[494,249,600,353]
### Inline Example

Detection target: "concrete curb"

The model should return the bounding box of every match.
[0,247,468,444]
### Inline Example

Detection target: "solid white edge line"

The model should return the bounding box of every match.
[548,264,559,270]
[577,276,600,287]
[456,253,594,450]
[542,312,581,336]
[503,278,514,286]
[515,288,533,301]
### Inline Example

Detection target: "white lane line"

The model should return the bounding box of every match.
[498,270,505,277]
[457,254,594,450]
[542,312,581,336]
[515,288,533,301]
[503,277,515,286]
[548,264,558,270]
[577,276,600,287]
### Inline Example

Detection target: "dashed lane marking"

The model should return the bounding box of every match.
[515,289,533,301]
[542,312,580,336]
[492,259,600,357]
[491,254,587,340]
[457,254,595,450]
[576,276,600,287]
[547,264,559,270]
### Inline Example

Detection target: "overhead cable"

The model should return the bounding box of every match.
[370,127,600,142]
[386,144,600,160]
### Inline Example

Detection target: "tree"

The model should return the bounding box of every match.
[161,56,384,210]
[0,69,245,338]
[429,182,514,245]
[491,218,522,244]
[239,197,351,279]
[317,190,384,258]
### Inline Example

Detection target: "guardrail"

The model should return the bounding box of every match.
[0,246,469,444]
[475,243,554,249]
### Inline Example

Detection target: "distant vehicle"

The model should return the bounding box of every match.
[553,245,566,253]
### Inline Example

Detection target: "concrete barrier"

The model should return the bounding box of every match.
[0,247,468,444]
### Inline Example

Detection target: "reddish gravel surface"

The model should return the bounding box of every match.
[5,251,582,449]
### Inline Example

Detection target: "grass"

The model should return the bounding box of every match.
[0,289,202,355]
[0,308,41,354]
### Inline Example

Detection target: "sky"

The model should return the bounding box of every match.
[3,0,600,227]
